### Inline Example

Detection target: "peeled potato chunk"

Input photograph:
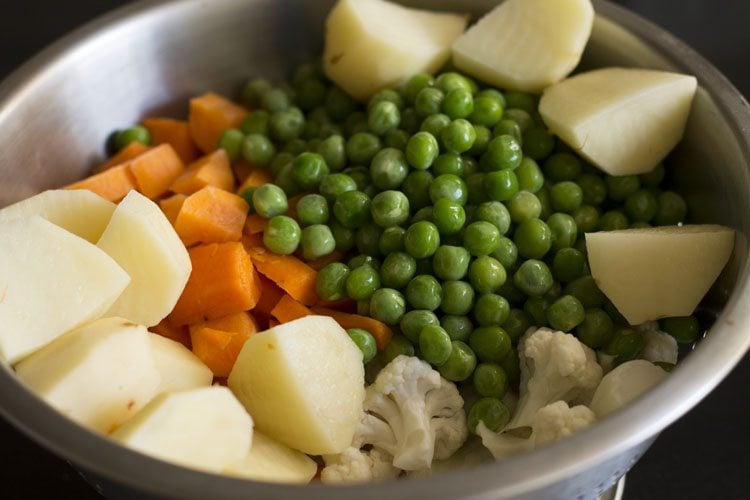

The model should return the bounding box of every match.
[0,216,130,363]
[540,67,697,175]
[112,386,253,474]
[452,0,594,93]
[148,333,213,394]
[324,0,467,100]
[97,190,191,327]
[590,360,667,418]
[15,317,161,433]
[223,431,317,484]
[228,315,364,455]
[586,225,734,324]
[0,189,116,243]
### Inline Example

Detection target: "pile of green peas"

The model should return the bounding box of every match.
[111,59,701,435]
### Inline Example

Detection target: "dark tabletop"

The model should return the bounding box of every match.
[1,1,749,499]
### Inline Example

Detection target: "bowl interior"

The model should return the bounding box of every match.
[1,1,749,499]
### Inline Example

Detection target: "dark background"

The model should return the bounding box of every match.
[0,1,748,499]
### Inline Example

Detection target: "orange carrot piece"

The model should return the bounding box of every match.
[65,164,137,202]
[311,307,393,350]
[128,143,186,199]
[95,142,149,173]
[235,166,273,195]
[244,214,268,235]
[268,318,280,328]
[306,251,346,271]
[253,274,285,319]
[285,194,304,220]
[170,149,235,195]
[271,294,314,323]
[315,297,357,312]
[246,246,319,306]
[190,311,259,337]
[242,232,265,249]
[170,242,261,325]
[188,92,247,154]
[174,186,249,246]
[143,117,200,164]
[159,193,187,226]
[149,319,191,349]
[233,162,254,183]
[190,326,249,377]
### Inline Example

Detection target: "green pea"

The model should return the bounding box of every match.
[296,78,328,111]
[469,326,512,363]
[331,221,356,252]
[435,72,473,93]
[469,256,507,294]
[463,221,501,256]
[270,151,295,176]
[476,88,506,107]
[348,255,380,270]
[114,125,150,151]
[346,132,381,164]
[606,175,641,202]
[242,133,276,166]
[507,191,542,223]
[624,189,658,222]
[523,297,550,326]
[474,293,511,327]
[370,148,409,189]
[369,288,406,325]
[505,91,537,113]
[290,152,328,190]
[380,252,417,289]
[343,166,371,191]
[367,101,401,136]
[295,194,329,226]
[484,170,519,202]
[241,110,270,136]
[433,153,465,177]
[441,315,474,342]
[605,326,646,365]
[406,131,439,170]
[550,181,583,213]
[475,201,511,235]
[597,210,629,231]
[502,308,531,342]
[316,263,350,302]
[536,186,553,219]
[403,275,441,312]
[344,111,368,137]
[438,340,477,382]
[401,170,434,211]
[270,107,305,142]
[429,174,468,205]
[367,88,404,111]
[513,259,554,297]
[432,198,466,236]
[217,128,244,162]
[552,248,586,283]
[252,184,288,218]
[638,163,666,188]
[491,236,518,269]
[263,215,301,255]
[514,218,552,259]
[442,88,474,120]
[383,129,409,151]
[400,309,440,343]
[378,226,406,254]
[403,73,435,104]
[522,127,555,160]
[241,77,272,107]
[482,135,523,171]
[503,108,534,133]
[300,224,335,260]
[655,191,688,225]
[546,295,585,332]
[415,87,445,117]
[411,206,434,223]
[470,96,504,127]
[403,221,441,259]
[543,152,582,182]
[473,364,508,399]
[380,335,416,365]
[563,275,604,309]
[432,245,471,281]
[547,213,578,251]
[333,190,371,229]
[441,280,475,316]
[346,264,380,300]
[572,205,600,234]
[346,328,377,364]
[420,113,451,138]
[260,87,290,113]
[315,134,346,172]
[660,315,701,344]
[369,190,410,228]
[318,173,357,203]
[501,346,521,381]
[355,223,383,257]
[465,173,488,205]
[493,119,522,143]
[579,173,608,205]
[325,86,357,121]
[468,125,492,156]
[467,397,510,435]
[441,119,477,154]
[419,325,453,366]
[575,308,614,349]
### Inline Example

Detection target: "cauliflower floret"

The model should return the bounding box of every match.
[639,329,678,365]
[509,328,603,429]
[356,355,467,471]
[477,401,597,460]
[321,447,399,484]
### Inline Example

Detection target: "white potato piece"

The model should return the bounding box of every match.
[223,431,317,484]
[15,317,161,433]
[148,333,213,394]
[0,216,130,363]
[97,190,191,327]
[452,0,593,93]
[112,386,253,474]
[586,225,734,324]
[590,360,667,418]
[228,315,364,455]
[0,189,116,243]
[540,68,697,175]
[324,0,467,100]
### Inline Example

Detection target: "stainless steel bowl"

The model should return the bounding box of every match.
[0,1,748,499]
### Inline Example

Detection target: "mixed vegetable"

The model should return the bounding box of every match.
[0,0,735,487]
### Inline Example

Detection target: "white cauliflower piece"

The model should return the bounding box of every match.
[509,328,603,429]
[357,355,467,471]
[589,360,668,418]
[639,329,678,365]
[477,401,596,460]
[321,447,399,484]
